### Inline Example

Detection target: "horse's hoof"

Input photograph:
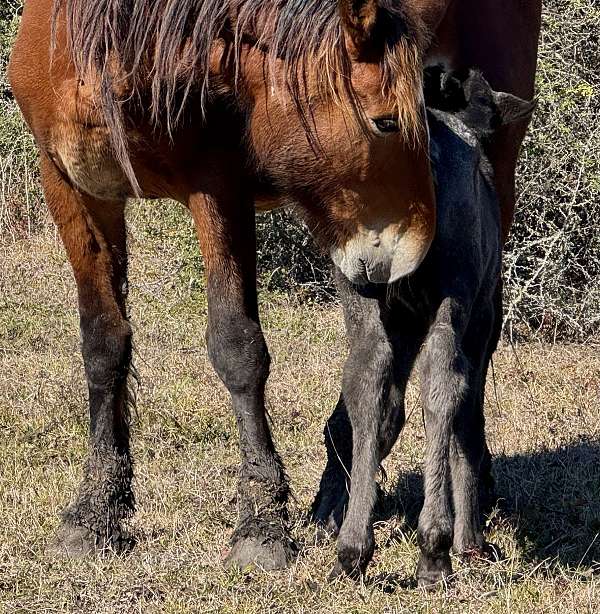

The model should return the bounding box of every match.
[454,537,503,563]
[47,522,134,558]
[46,523,97,558]
[416,553,452,589]
[225,531,298,571]
[311,521,339,545]
[309,496,346,538]
[328,560,349,581]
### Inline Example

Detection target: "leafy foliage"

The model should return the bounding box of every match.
[504,0,600,340]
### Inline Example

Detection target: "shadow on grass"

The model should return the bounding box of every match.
[378,436,600,571]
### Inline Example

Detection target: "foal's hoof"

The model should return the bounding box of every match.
[329,538,375,581]
[329,559,364,582]
[225,527,298,571]
[416,553,452,589]
[310,517,342,545]
[309,491,347,539]
[459,541,503,563]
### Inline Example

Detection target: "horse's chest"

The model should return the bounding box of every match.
[52,123,130,201]
[50,80,132,201]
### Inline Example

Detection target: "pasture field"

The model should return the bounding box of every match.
[0,203,599,613]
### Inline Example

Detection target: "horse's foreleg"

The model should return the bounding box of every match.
[41,156,134,556]
[189,190,296,571]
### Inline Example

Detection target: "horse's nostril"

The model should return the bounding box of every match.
[366,230,381,247]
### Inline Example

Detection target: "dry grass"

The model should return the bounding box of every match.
[1,204,599,613]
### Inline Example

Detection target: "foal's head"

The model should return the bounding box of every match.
[423,67,537,142]
[241,0,435,284]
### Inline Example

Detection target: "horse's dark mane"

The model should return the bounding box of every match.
[52,0,427,194]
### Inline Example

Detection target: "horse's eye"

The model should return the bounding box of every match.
[372,116,399,134]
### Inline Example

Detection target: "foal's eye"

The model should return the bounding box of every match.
[372,116,399,134]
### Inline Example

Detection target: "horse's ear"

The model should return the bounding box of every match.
[339,0,380,59]
[492,91,537,125]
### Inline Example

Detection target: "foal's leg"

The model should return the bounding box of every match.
[41,157,134,556]
[450,296,496,555]
[330,274,418,576]
[310,394,353,536]
[478,281,503,514]
[188,191,295,571]
[416,298,469,586]
[328,275,403,578]
[311,330,419,537]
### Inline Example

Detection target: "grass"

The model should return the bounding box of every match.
[0,204,599,613]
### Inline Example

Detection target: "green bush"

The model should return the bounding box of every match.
[505,0,600,340]
[1,1,20,98]
[0,2,45,237]
[1,1,598,338]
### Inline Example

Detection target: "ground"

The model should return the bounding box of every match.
[0,203,599,613]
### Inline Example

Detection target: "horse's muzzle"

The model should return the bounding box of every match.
[330,225,433,285]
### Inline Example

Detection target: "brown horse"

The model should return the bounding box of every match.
[420,0,542,240]
[9,0,436,570]
[8,0,541,580]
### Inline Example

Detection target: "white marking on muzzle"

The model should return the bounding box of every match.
[331,224,431,285]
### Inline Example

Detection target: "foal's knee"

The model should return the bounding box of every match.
[207,315,270,395]
[421,325,469,414]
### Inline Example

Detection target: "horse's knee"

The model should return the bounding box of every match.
[80,313,132,390]
[207,316,270,395]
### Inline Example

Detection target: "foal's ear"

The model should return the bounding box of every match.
[492,91,537,125]
[339,0,381,59]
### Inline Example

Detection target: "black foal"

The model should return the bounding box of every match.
[312,69,535,584]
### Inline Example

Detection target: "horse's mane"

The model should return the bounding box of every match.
[52,0,427,194]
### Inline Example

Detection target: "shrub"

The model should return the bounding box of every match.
[504,0,600,340]
[0,2,46,238]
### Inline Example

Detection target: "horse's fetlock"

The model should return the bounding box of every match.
[63,445,134,541]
